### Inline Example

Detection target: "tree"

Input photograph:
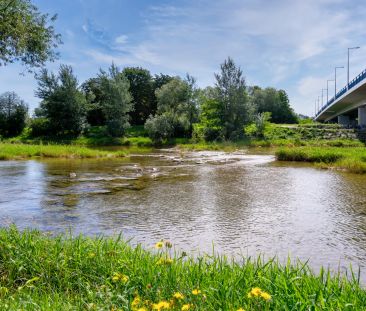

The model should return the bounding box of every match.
[251,87,297,124]
[0,0,61,70]
[214,57,253,139]
[0,91,28,137]
[122,67,155,125]
[145,77,198,144]
[98,64,133,137]
[81,78,106,126]
[35,65,86,137]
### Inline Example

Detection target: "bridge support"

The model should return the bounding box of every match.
[358,106,366,126]
[338,115,350,126]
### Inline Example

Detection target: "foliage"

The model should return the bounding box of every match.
[97,64,133,137]
[244,112,272,138]
[145,77,198,144]
[0,92,28,137]
[214,57,253,139]
[0,227,365,310]
[250,87,297,124]
[0,0,61,70]
[35,64,87,137]
[81,77,107,126]
[122,67,155,125]
[0,143,126,160]
[29,117,50,137]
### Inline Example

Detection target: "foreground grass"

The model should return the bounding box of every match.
[0,227,365,310]
[276,146,366,173]
[0,143,127,160]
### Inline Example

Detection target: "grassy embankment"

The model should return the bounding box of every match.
[0,227,365,310]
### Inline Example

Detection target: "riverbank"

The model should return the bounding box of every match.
[0,143,128,160]
[276,146,366,174]
[0,227,365,310]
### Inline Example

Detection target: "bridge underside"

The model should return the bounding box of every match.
[315,81,366,126]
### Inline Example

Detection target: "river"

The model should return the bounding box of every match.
[1,149,366,281]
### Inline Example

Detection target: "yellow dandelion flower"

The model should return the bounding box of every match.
[137,308,148,311]
[260,291,272,301]
[173,292,184,300]
[155,241,164,249]
[152,300,170,310]
[237,308,245,311]
[192,289,201,295]
[181,304,191,311]
[112,272,129,283]
[249,287,262,297]
[156,258,173,265]
[131,296,141,308]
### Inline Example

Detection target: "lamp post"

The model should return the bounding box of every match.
[321,88,326,109]
[327,79,334,104]
[348,46,360,88]
[335,66,344,99]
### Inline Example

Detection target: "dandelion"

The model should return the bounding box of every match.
[131,296,141,309]
[152,300,170,310]
[192,289,201,295]
[173,292,184,300]
[137,308,148,311]
[156,258,173,265]
[237,308,245,311]
[260,291,272,301]
[181,304,191,311]
[112,272,129,283]
[155,241,164,249]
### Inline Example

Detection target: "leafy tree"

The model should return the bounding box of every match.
[35,65,86,137]
[145,77,198,144]
[122,67,155,125]
[214,57,253,139]
[153,73,174,91]
[0,0,61,70]
[98,64,133,137]
[251,87,297,124]
[0,92,28,137]
[81,78,106,126]
[244,112,272,138]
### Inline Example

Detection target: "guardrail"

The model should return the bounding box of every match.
[315,68,366,117]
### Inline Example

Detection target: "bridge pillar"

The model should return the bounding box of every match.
[358,106,366,126]
[338,115,350,126]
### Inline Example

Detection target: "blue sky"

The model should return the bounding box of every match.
[1,0,366,116]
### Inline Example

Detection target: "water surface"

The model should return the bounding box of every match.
[1,149,366,281]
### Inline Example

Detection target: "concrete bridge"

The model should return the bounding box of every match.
[315,69,366,126]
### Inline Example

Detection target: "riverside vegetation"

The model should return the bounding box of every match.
[0,227,365,310]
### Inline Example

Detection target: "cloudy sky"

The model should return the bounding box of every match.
[1,0,366,116]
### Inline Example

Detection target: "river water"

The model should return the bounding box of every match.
[1,149,366,281]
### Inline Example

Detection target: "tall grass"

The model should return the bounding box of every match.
[0,143,126,160]
[0,227,365,310]
[276,146,366,173]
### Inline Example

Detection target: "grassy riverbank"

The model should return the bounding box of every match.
[0,227,365,310]
[0,143,127,160]
[276,146,366,173]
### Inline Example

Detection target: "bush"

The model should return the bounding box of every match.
[29,118,51,137]
[145,114,174,144]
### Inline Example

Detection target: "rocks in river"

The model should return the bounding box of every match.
[69,172,77,178]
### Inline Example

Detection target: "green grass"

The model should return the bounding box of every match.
[0,143,127,160]
[0,227,365,310]
[276,146,366,173]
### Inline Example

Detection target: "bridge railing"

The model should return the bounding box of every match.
[315,68,366,117]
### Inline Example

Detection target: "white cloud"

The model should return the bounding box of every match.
[115,35,128,45]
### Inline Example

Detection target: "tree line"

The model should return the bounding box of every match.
[0,57,298,143]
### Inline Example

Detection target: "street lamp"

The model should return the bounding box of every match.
[348,46,360,88]
[327,79,334,104]
[321,88,327,109]
[335,66,344,99]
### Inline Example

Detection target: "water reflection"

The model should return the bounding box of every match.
[0,151,366,281]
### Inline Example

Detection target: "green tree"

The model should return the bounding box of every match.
[98,64,133,137]
[251,87,297,124]
[0,0,61,70]
[214,57,253,139]
[122,67,155,125]
[145,77,198,144]
[35,65,86,137]
[81,77,106,126]
[0,91,28,137]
